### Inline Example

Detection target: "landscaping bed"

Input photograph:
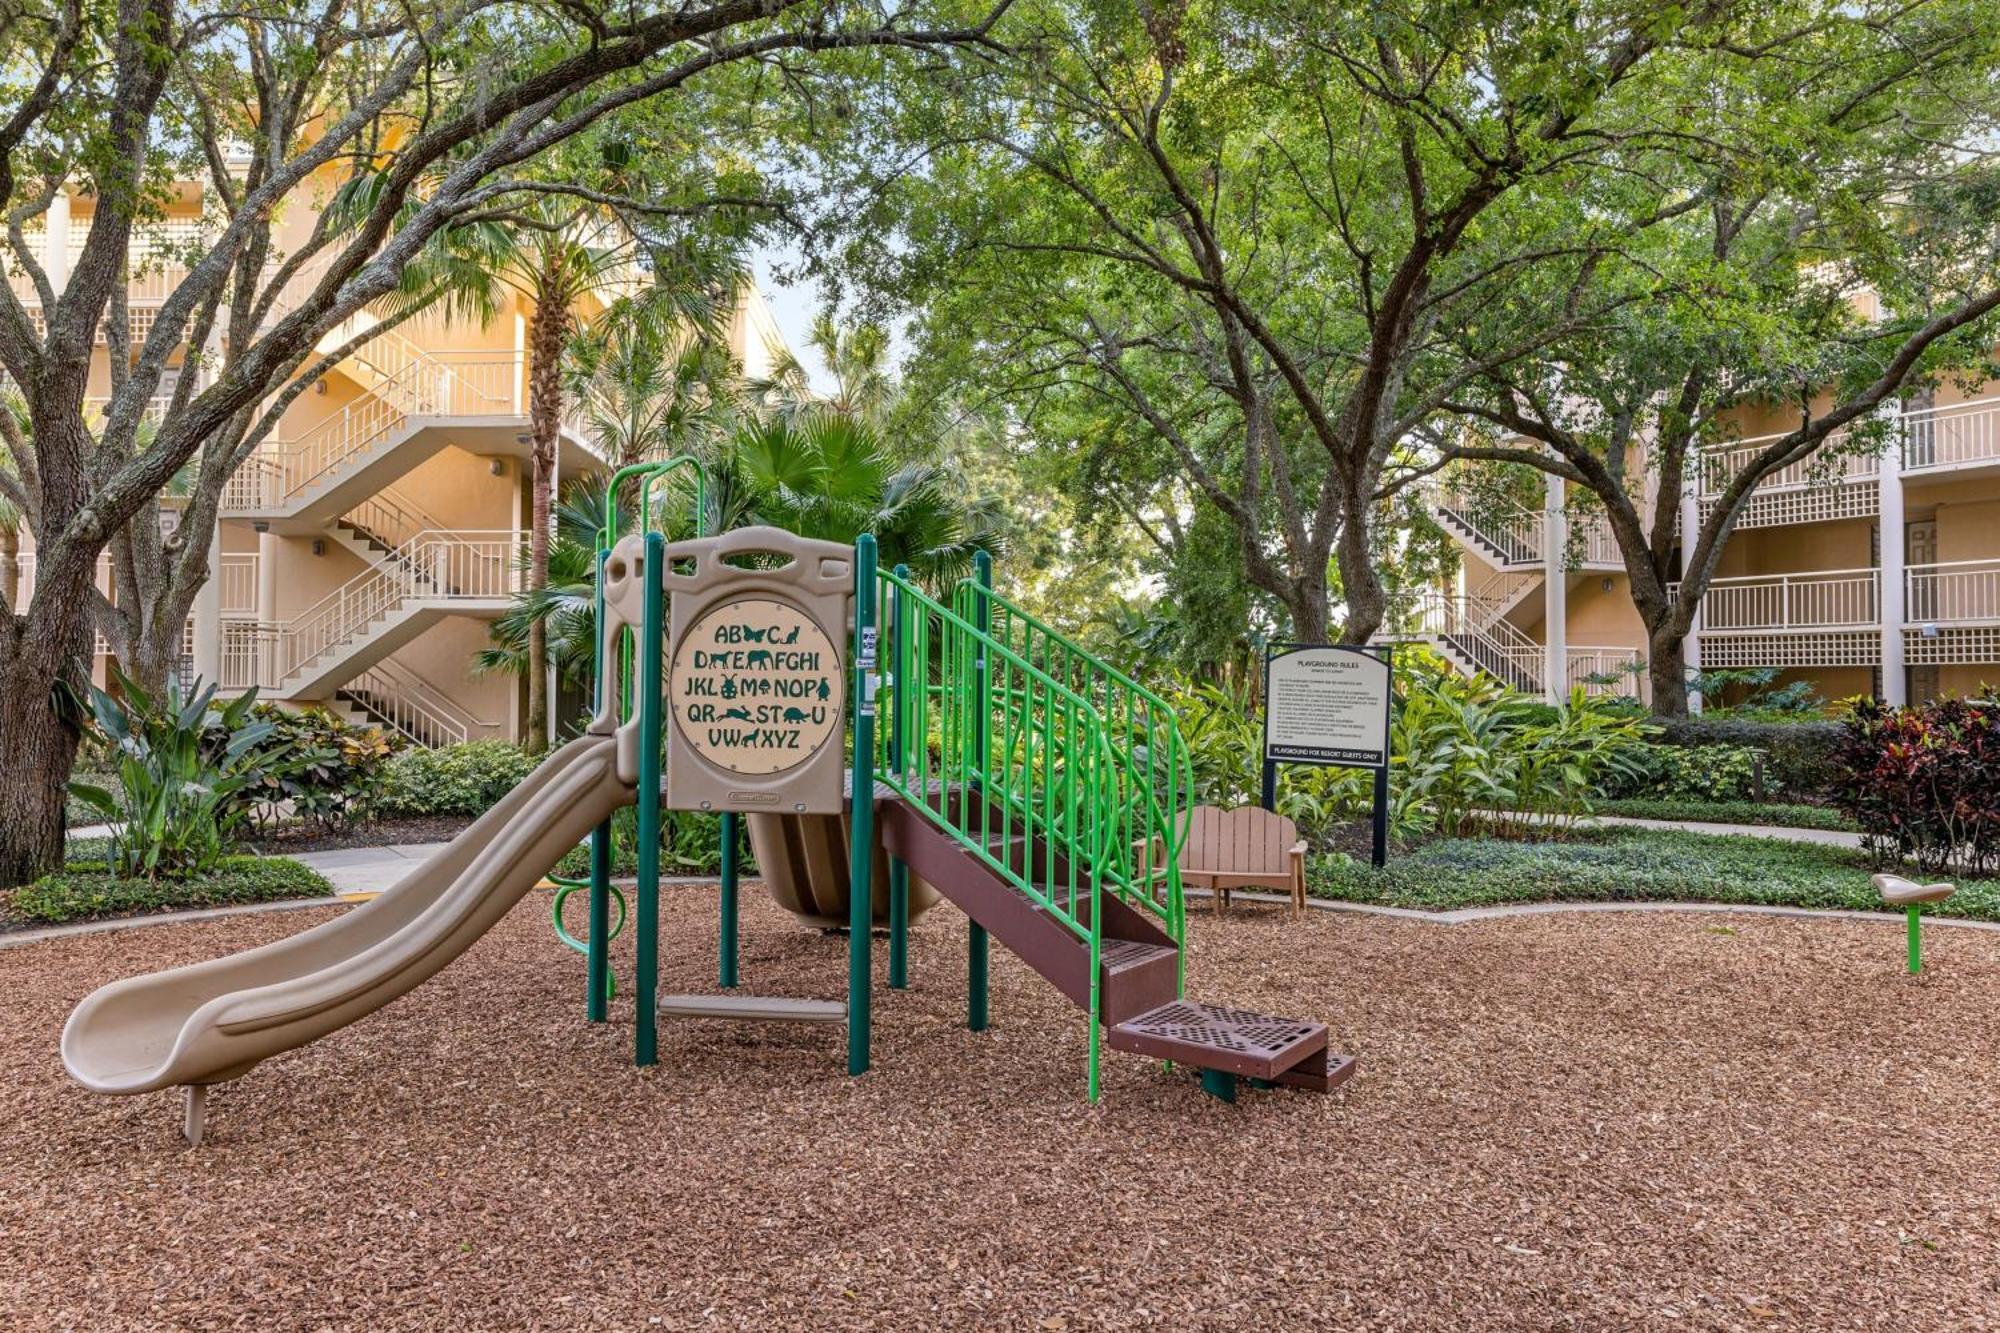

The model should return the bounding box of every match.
[7,887,1999,1327]
[1312,826,2000,919]
[1,856,334,931]
[243,815,477,856]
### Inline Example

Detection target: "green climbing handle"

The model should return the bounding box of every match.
[552,875,627,999]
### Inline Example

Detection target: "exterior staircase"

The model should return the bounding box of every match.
[223,529,520,701]
[222,330,599,532]
[870,569,1355,1102]
[332,658,500,748]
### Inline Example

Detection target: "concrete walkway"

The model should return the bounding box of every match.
[287,841,453,895]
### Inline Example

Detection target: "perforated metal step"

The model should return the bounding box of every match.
[1108,1000,1338,1083]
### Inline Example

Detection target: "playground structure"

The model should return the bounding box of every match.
[62,457,1353,1142]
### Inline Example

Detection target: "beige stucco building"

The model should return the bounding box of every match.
[8,182,788,745]
[1412,380,2000,709]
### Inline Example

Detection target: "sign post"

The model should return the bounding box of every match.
[1262,642,1394,868]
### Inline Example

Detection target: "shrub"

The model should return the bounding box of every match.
[1600,742,1766,801]
[1393,674,1656,836]
[68,672,291,880]
[241,704,397,831]
[12,856,333,924]
[1648,717,1842,800]
[551,807,734,877]
[1589,797,1858,832]
[1831,693,2000,874]
[1159,663,1654,844]
[375,741,540,818]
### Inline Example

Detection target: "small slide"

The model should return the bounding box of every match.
[62,732,636,1097]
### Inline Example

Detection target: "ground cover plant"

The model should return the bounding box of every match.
[6,856,333,927]
[1310,827,1999,920]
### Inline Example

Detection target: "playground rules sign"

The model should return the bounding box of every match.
[671,598,843,777]
[1264,644,1391,769]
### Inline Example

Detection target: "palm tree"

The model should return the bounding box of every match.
[415,202,745,750]
[752,314,897,429]
[562,310,741,469]
[711,413,1005,585]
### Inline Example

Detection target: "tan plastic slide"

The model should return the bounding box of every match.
[62,731,636,1100]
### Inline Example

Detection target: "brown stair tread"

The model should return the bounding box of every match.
[1098,937,1178,973]
[1108,1000,1329,1081]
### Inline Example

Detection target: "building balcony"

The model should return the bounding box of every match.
[1697,394,2000,531]
[1670,561,2000,668]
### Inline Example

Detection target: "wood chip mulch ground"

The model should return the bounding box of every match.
[3,886,1999,1330]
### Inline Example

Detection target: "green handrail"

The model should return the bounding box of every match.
[961,584,1191,983]
[877,567,1185,1099]
[558,453,711,1007]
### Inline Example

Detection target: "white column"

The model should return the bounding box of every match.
[256,529,281,691]
[191,526,222,682]
[1679,484,1703,715]
[1878,438,1906,705]
[43,191,70,292]
[1542,469,1567,703]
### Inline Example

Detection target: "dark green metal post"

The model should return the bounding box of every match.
[586,547,612,1021]
[887,562,910,990]
[847,534,879,1076]
[1907,904,1923,975]
[719,813,740,988]
[968,549,992,1031]
[633,532,665,1067]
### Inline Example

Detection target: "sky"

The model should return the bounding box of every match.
[751,245,834,393]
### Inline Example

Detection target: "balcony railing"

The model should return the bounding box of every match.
[1902,398,2000,473]
[1697,425,1880,500]
[1906,559,2000,626]
[217,553,259,616]
[1677,568,1879,632]
[1566,647,1647,700]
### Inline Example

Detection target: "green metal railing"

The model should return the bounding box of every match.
[967,584,1192,968]
[876,563,1188,1098]
[553,455,709,1017]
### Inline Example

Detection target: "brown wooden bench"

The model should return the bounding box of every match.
[1154,805,1309,917]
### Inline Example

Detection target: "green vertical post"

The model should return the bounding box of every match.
[719,812,740,988]
[847,534,879,1076]
[586,543,613,1022]
[633,532,665,1067]
[887,562,910,990]
[968,549,992,1031]
[1907,904,1923,975]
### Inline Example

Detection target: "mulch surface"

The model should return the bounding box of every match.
[4,889,1999,1330]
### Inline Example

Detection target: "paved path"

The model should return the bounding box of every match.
[288,841,453,895]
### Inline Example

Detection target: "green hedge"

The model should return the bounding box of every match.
[1309,827,2000,919]
[1648,718,1842,799]
[375,741,539,818]
[1591,797,1857,832]
[11,856,334,925]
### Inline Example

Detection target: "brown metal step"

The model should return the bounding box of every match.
[1108,1000,1339,1083]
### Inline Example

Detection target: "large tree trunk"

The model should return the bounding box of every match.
[0,554,96,885]
[1336,495,1382,646]
[1647,625,1690,717]
[523,268,569,753]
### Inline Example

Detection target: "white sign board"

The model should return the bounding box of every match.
[1264,644,1391,769]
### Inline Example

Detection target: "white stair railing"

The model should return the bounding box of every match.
[1401,588,1545,691]
[1433,486,1544,565]
[341,486,450,552]
[220,530,520,690]
[341,658,498,748]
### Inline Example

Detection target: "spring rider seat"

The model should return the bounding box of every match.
[1871,874,1956,974]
